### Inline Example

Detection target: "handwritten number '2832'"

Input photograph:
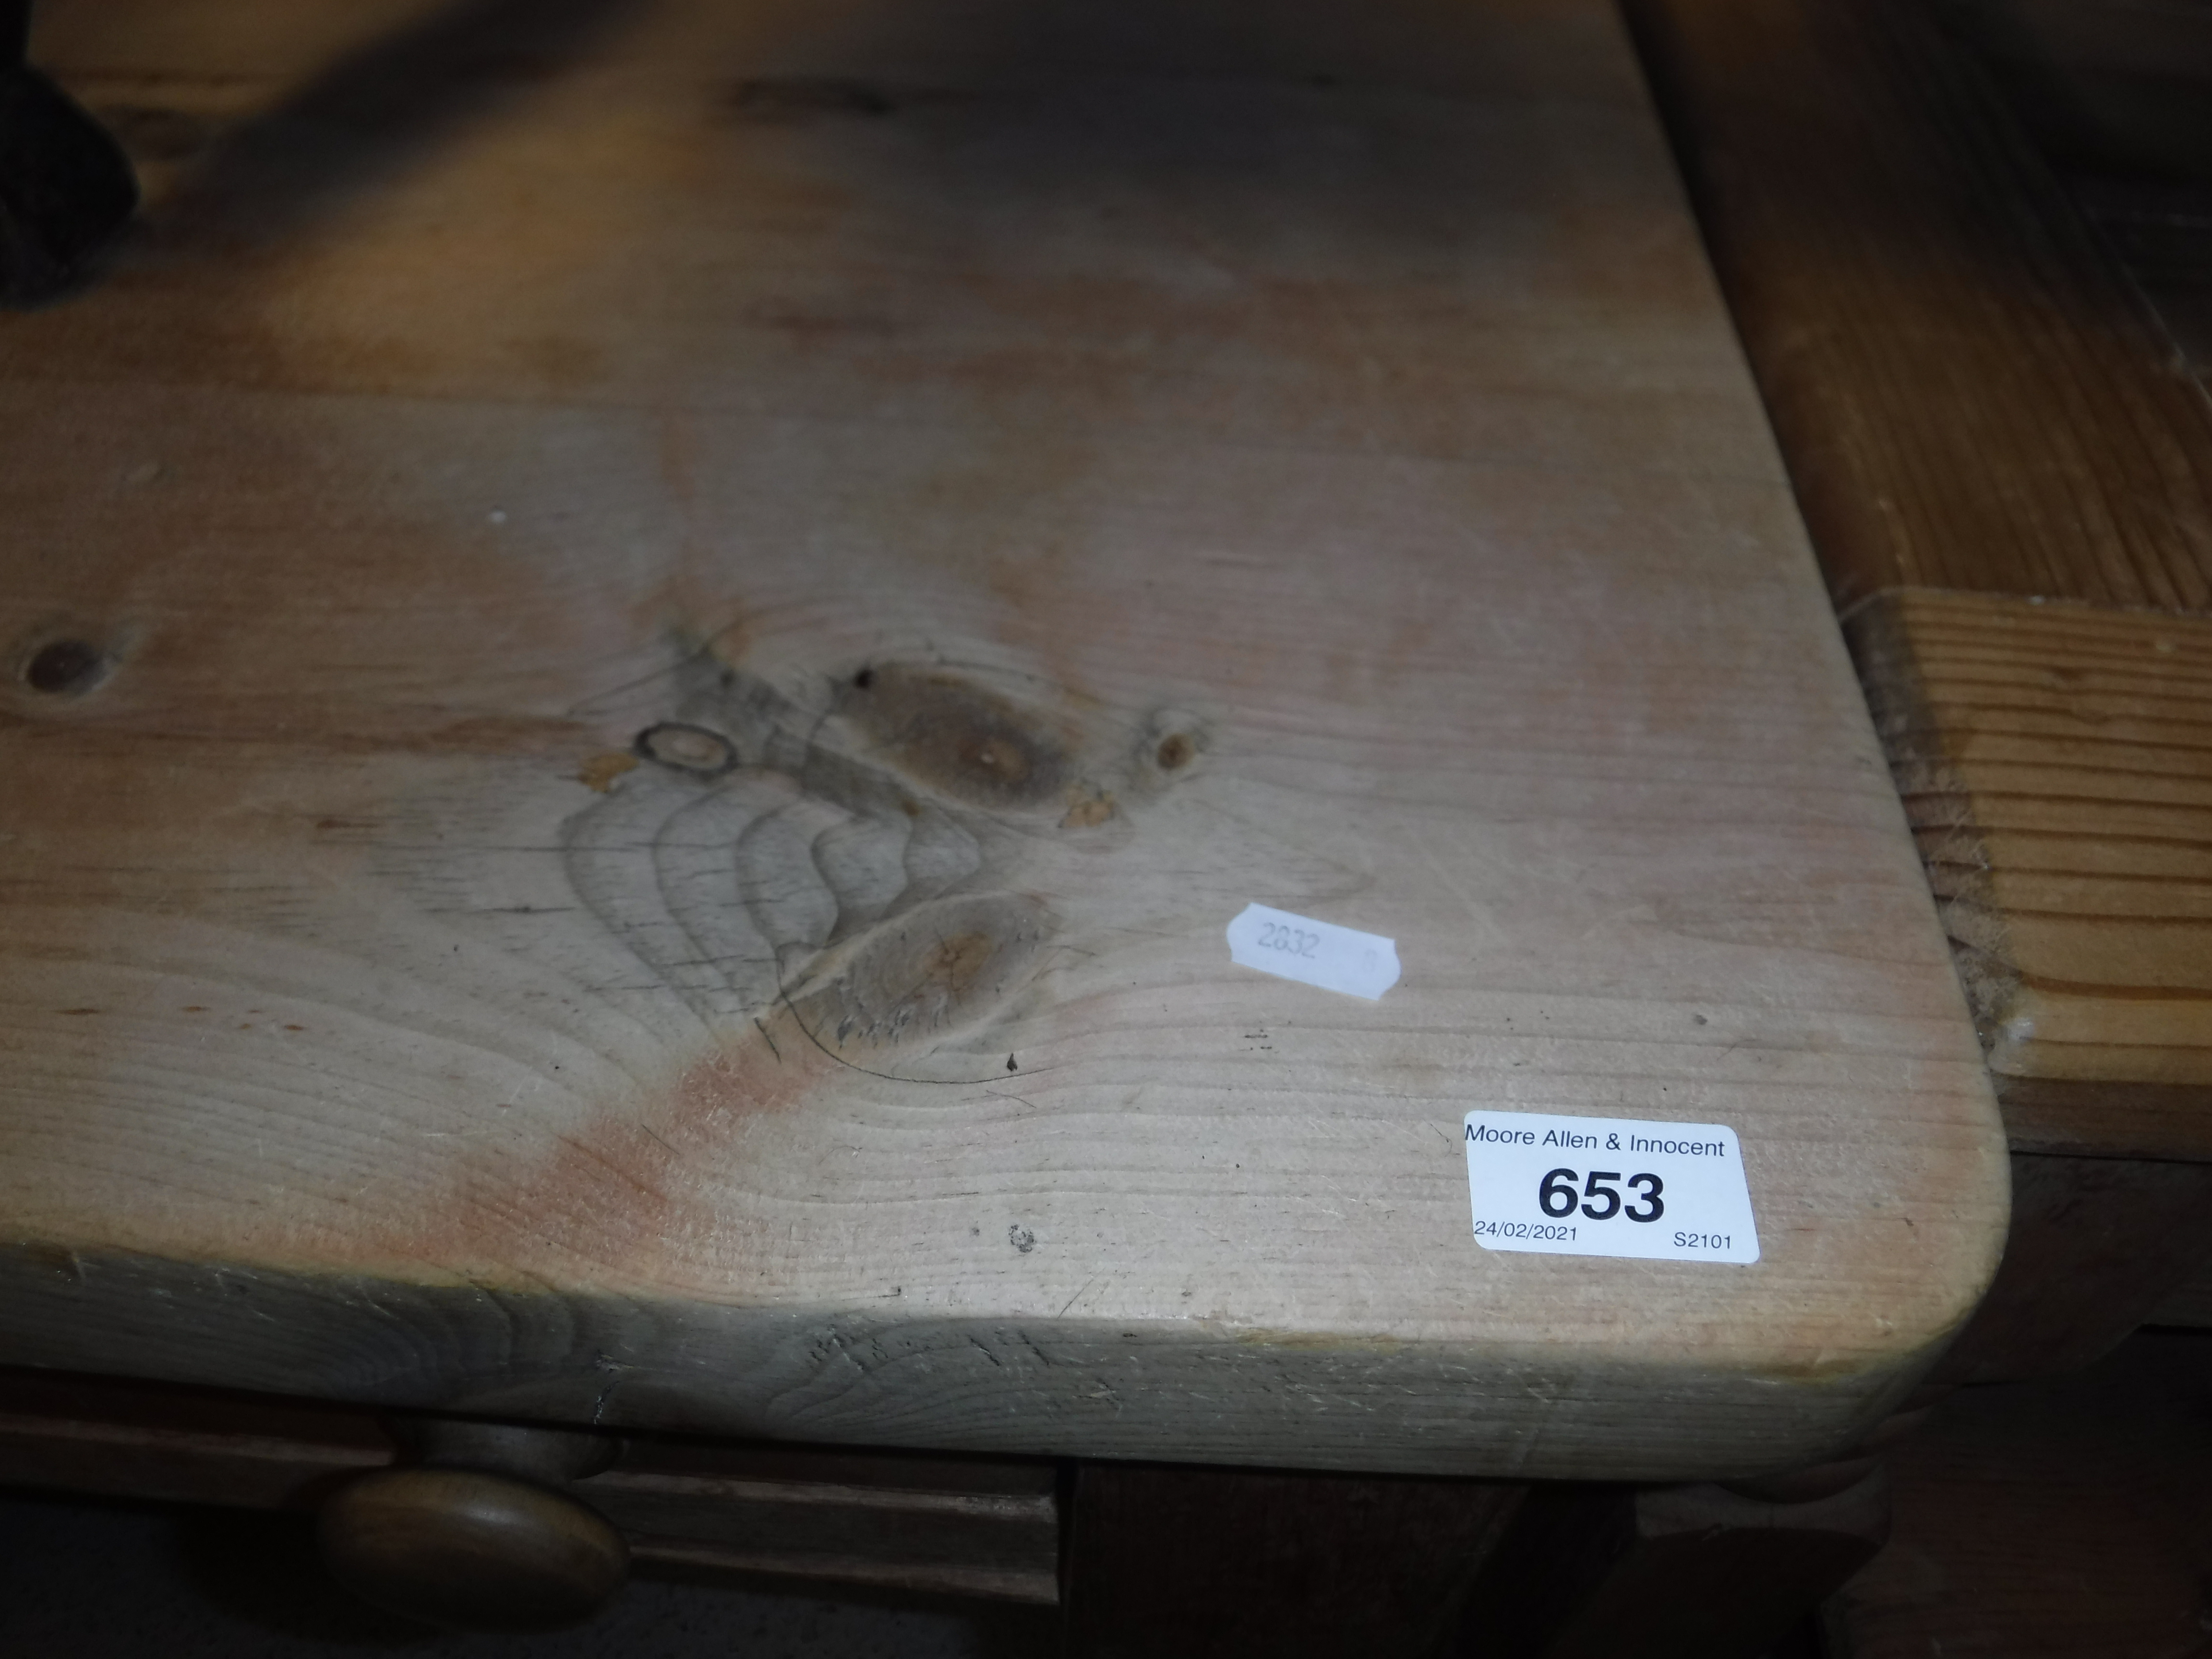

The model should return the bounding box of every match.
[1539,1169,1664,1222]
[1255,922,1321,959]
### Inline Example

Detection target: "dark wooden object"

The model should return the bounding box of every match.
[2149,1252,2212,1327]
[0,1367,392,1507]
[0,0,136,304]
[321,1463,629,1631]
[1625,0,2212,1383]
[580,1433,1064,1605]
[1936,1152,2212,1382]
[0,1368,1062,1607]
[2073,174,2212,374]
[319,1416,625,1629]
[1949,0,2212,184]
[0,1366,1566,1638]
[1452,1470,1889,1659]
[1066,1462,1523,1659]
[1623,0,2212,615]
[1828,1330,2212,1658]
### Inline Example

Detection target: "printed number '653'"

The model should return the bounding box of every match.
[1539,1168,1664,1222]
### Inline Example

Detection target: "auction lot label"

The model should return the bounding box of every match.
[1464,1111,1760,1263]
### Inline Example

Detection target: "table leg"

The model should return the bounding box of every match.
[1453,1467,1888,1659]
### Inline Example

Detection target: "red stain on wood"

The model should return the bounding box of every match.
[352,1010,843,1289]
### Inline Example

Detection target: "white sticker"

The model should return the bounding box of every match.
[1226,903,1400,1000]
[1463,1111,1760,1263]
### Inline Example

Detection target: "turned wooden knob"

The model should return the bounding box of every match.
[320,1466,629,1630]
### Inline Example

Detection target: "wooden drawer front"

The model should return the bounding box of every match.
[0,1370,1059,1604]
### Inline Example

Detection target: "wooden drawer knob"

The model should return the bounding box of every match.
[319,1466,628,1630]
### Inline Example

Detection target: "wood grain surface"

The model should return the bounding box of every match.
[1846,590,2212,1156]
[1623,0,2212,615]
[1626,0,2212,1298]
[0,0,2006,1477]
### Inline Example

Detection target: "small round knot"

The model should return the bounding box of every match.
[633,722,738,775]
[23,638,111,696]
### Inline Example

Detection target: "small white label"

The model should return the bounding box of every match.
[1226,903,1400,1000]
[1463,1110,1760,1263]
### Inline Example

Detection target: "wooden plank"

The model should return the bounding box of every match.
[1625,0,2212,1377]
[0,0,2006,1477]
[1624,0,2212,1156]
[0,1369,392,1509]
[1622,0,2212,614]
[586,1438,1061,1606]
[1845,590,2212,1156]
